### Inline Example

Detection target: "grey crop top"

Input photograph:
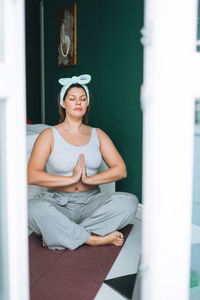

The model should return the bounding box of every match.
[46,127,102,177]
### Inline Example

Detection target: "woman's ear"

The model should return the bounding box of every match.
[62,100,66,109]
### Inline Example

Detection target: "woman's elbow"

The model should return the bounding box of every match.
[27,174,34,185]
[119,166,127,179]
[27,169,37,185]
[122,169,127,179]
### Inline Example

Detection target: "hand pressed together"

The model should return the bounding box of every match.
[72,154,91,185]
[71,154,83,182]
[81,154,91,185]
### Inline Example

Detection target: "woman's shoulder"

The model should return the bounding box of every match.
[95,128,111,142]
[39,127,53,136]
[36,127,53,143]
[95,128,107,136]
[31,127,54,153]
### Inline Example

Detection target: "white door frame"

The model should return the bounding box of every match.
[0,0,29,300]
[141,0,198,299]
[1,1,199,300]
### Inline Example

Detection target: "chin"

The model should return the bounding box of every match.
[73,112,85,117]
[74,110,86,115]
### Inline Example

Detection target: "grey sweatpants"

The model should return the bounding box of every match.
[28,188,138,250]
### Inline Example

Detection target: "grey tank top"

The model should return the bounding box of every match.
[46,127,102,177]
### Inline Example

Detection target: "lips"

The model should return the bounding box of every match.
[74,108,83,111]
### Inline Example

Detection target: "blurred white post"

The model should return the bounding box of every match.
[141,0,197,299]
[0,0,29,300]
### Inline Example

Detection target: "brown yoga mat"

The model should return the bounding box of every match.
[29,224,133,300]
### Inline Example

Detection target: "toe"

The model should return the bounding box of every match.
[119,232,124,239]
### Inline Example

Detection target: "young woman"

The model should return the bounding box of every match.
[28,74,138,250]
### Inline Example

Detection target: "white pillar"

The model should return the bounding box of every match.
[0,0,29,299]
[141,0,197,299]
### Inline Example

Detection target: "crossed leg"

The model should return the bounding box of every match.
[42,231,124,248]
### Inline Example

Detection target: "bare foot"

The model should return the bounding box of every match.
[42,237,47,248]
[85,231,124,247]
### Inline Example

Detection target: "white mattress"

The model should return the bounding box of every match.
[27,124,51,198]
[27,123,51,134]
[26,124,51,154]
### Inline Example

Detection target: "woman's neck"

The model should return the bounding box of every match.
[62,117,84,131]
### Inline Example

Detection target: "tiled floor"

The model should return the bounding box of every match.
[95,217,142,300]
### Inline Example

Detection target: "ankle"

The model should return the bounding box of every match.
[86,234,98,246]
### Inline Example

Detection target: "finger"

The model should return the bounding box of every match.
[82,166,87,177]
[84,165,87,177]
[75,161,81,171]
[77,154,83,166]
[78,162,83,173]
[77,156,83,167]
[82,155,85,163]
[82,159,85,169]
[78,155,83,163]
[81,169,85,180]
[80,153,85,161]
[82,156,85,167]
[79,153,84,159]
[79,157,84,169]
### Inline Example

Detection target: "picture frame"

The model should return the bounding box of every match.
[57,3,77,66]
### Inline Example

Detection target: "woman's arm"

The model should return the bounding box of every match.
[81,128,127,185]
[27,128,81,187]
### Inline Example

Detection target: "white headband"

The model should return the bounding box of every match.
[58,74,91,107]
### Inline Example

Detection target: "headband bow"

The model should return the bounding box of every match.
[58,74,91,107]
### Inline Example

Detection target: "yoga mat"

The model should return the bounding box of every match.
[29,224,133,300]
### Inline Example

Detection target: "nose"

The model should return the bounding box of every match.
[76,98,81,105]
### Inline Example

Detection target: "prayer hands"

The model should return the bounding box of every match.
[71,154,83,182]
[72,154,91,184]
[81,154,91,185]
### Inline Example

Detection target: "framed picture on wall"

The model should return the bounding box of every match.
[57,3,77,66]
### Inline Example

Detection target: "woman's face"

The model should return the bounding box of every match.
[63,87,88,118]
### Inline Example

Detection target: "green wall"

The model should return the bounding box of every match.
[27,0,143,201]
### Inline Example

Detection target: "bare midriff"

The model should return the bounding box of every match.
[50,180,98,193]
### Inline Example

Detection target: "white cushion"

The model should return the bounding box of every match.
[27,123,51,134]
